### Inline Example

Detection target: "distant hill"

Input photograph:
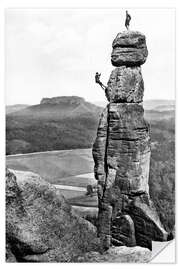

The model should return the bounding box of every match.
[144,109,175,121]
[8,96,101,120]
[143,99,175,111]
[153,105,175,111]
[6,99,175,116]
[6,104,29,114]
[6,96,102,155]
[6,96,175,155]
[94,99,175,112]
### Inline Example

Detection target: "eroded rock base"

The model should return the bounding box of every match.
[93,103,168,250]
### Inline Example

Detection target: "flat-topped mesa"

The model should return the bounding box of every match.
[40,96,85,105]
[111,31,148,67]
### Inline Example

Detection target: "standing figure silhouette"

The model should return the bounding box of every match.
[125,10,131,30]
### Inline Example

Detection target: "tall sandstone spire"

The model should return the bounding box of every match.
[92,31,168,250]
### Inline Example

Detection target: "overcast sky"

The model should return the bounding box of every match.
[5,8,175,105]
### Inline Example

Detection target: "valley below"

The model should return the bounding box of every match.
[6,97,175,246]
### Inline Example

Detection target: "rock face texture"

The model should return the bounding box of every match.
[107,103,151,195]
[92,31,168,251]
[111,214,136,247]
[75,246,151,263]
[111,31,148,67]
[106,66,144,103]
[6,169,99,262]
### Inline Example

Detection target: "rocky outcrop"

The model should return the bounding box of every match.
[127,194,168,249]
[93,30,169,251]
[92,107,108,188]
[106,66,144,103]
[6,169,99,262]
[111,214,136,247]
[107,103,151,195]
[111,31,148,67]
[93,103,151,198]
[93,102,167,250]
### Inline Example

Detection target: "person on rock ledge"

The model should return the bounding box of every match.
[125,10,131,30]
[95,72,110,101]
[95,72,106,90]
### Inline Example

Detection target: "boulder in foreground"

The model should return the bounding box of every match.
[6,168,152,263]
[6,169,98,262]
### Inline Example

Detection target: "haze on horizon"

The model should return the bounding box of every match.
[5,8,175,105]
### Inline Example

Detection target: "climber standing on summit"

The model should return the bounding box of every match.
[125,10,131,30]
